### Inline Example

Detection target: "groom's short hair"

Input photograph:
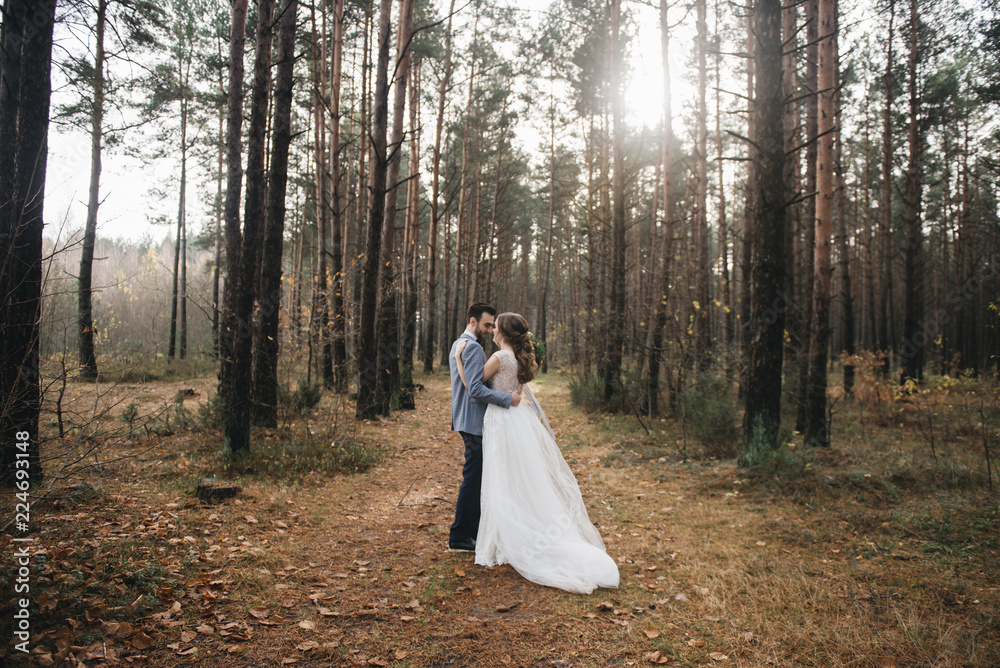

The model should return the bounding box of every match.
[467,302,497,321]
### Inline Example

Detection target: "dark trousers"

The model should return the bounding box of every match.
[450,431,483,543]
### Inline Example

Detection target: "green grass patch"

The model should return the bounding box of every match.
[79,355,219,383]
[218,429,388,482]
[675,374,739,458]
[569,366,646,414]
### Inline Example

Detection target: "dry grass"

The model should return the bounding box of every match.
[2,369,998,667]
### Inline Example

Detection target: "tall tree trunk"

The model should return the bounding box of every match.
[470,169,482,304]
[740,0,786,466]
[79,0,106,378]
[878,0,896,375]
[484,113,504,306]
[424,0,456,372]
[375,0,414,416]
[584,118,597,377]
[738,15,756,398]
[796,0,819,431]
[805,0,836,447]
[401,58,421,408]
[330,0,348,391]
[311,5,334,389]
[170,180,181,360]
[604,0,627,403]
[353,3,372,360]
[177,40,192,361]
[781,0,800,402]
[453,11,478,340]
[863,122,876,352]
[957,126,978,373]
[715,0,730,375]
[440,208,452,366]
[834,6,854,396]
[356,0,393,420]
[539,84,556,373]
[694,0,711,374]
[218,0,266,455]
[179,137,187,360]
[0,0,56,484]
[647,0,674,416]
[252,0,298,427]
[899,0,923,384]
[292,210,305,347]
[212,60,225,358]
[179,38,193,362]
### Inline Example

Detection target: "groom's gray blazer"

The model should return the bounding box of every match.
[450,331,511,435]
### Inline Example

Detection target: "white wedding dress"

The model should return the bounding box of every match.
[475,350,619,594]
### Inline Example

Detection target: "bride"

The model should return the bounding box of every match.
[455,312,619,594]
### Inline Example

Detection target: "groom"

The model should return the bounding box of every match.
[448,302,521,552]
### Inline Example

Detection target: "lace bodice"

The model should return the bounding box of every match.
[489,349,520,394]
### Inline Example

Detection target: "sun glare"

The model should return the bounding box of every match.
[621,8,694,131]
[624,67,666,129]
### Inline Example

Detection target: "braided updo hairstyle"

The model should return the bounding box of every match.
[496,312,538,385]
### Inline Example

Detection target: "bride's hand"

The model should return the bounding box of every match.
[510,388,522,407]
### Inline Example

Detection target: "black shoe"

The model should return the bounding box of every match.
[448,537,476,552]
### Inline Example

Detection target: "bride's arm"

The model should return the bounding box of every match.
[483,354,500,381]
[454,340,469,388]
[455,342,498,385]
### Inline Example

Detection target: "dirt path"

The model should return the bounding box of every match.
[117,372,721,668]
[222,374,650,667]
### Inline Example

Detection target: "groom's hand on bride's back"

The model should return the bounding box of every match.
[510,389,522,407]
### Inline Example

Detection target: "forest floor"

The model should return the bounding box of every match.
[2,369,999,667]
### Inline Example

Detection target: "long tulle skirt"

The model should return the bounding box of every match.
[475,402,619,594]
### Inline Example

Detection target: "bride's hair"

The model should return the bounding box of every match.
[496,312,538,385]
